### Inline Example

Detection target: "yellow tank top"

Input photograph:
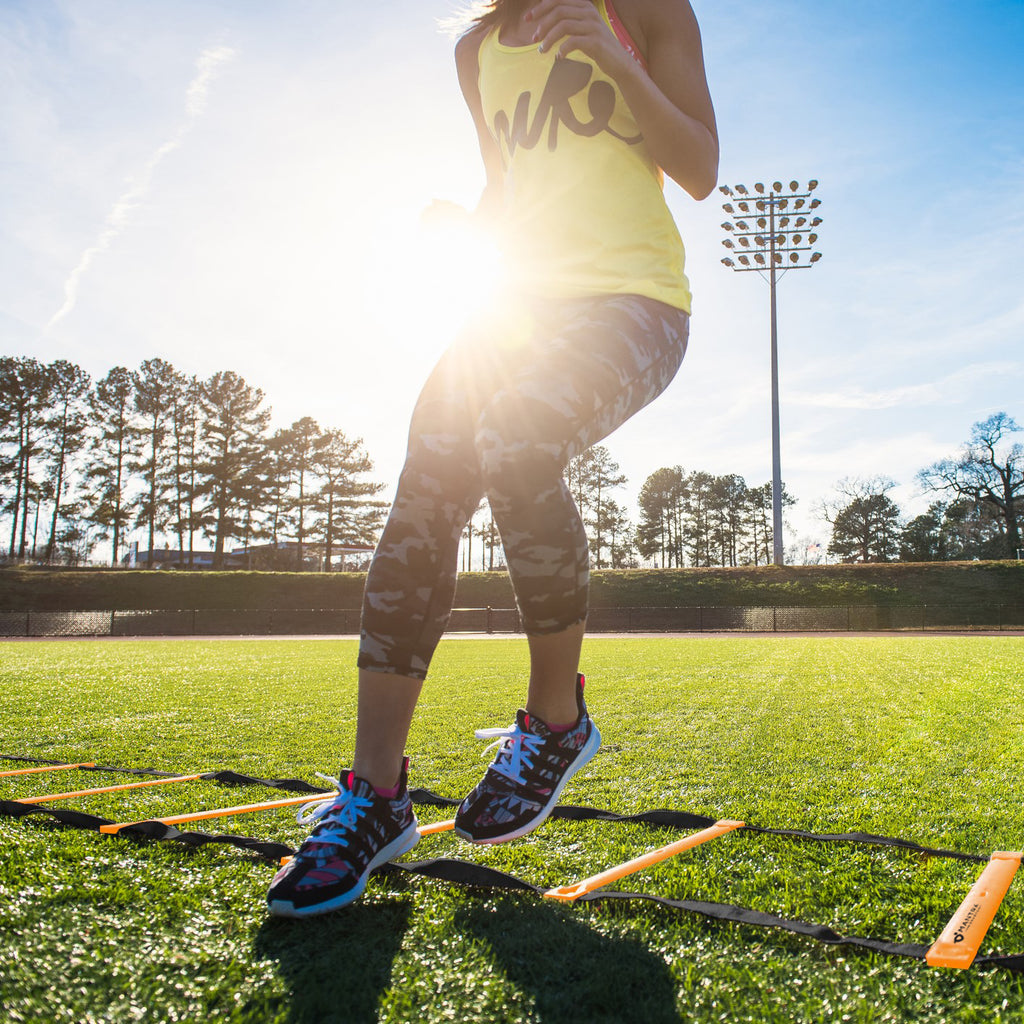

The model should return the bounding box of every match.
[477,0,692,312]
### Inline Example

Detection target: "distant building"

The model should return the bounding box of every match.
[122,540,374,571]
[122,543,236,570]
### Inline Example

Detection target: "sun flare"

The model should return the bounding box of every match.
[412,201,505,320]
[363,201,505,352]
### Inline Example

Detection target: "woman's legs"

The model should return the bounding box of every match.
[357,340,490,682]
[352,670,423,791]
[356,295,689,787]
[353,340,494,790]
[268,296,690,913]
[453,296,689,842]
[525,620,587,725]
[479,293,690,660]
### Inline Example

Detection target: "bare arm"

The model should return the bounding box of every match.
[527,0,718,199]
[454,29,506,224]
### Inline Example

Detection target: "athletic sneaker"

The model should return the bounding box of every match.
[454,673,601,844]
[266,760,420,918]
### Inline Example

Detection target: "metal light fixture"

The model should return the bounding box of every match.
[719,180,825,565]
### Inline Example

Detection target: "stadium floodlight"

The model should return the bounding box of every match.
[719,180,824,565]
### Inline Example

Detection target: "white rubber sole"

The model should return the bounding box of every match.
[455,721,602,845]
[267,822,421,918]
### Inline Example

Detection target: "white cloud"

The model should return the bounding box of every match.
[185,45,234,116]
[789,362,1024,411]
[44,44,236,331]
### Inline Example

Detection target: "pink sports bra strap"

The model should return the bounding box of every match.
[605,0,648,73]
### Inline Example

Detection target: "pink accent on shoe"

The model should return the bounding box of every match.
[547,720,578,733]
[373,780,401,799]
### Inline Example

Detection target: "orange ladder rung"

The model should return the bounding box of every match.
[0,761,96,778]
[17,774,204,805]
[99,791,337,834]
[544,819,745,902]
[926,851,1022,970]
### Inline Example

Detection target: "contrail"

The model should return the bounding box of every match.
[46,44,236,332]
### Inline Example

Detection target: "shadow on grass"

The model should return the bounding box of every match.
[253,899,414,1024]
[452,896,680,1024]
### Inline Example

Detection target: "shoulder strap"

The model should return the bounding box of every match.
[604,0,648,72]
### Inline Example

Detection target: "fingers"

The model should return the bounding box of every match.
[536,19,596,55]
[525,2,626,69]
[527,1,603,44]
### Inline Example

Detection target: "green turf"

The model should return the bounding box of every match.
[2,636,1024,1023]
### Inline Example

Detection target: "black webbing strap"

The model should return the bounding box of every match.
[742,822,988,864]
[0,757,994,863]
[377,857,1024,973]
[0,754,326,792]
[0,798,296,860]
[414,789,990,864]
[1,756,1020,972]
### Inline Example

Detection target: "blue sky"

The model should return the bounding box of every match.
[2,0,1023,556]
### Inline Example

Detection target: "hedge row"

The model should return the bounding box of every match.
[1,562,1022,612]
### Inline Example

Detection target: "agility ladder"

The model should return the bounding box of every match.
[2,753,1022,974]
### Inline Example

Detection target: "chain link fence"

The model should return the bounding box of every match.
[2,605,1023,637]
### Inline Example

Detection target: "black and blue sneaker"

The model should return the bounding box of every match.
[267,759,419,917]
[455,673,601,844]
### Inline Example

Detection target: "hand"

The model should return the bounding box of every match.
[420,200,470,228]
[526,0,635,79]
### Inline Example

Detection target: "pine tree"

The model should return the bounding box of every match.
[169,375,203,565]
[566,445,627,568]
[132,358,182,566]
[280,416,324,569]
[85,367,139,566]
[43,360,91,563]
[0,357,53,559]
[196,371,271,568]
[637,466,687,567]
[310,429,385,571]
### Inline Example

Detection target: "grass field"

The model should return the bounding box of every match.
[2,635,1024,1023]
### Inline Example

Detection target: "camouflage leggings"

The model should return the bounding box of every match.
[358,294,689,679]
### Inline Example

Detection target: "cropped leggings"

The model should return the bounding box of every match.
[358,294,689,680]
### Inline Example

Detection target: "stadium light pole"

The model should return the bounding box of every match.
[719,180,823,565]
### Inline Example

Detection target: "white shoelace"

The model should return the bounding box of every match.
[475,724,544,787]
[294,772,372,846]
